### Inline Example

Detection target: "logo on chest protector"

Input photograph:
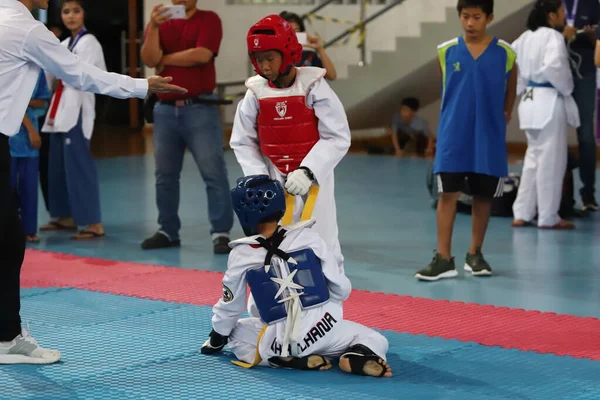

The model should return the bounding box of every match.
[222,285,234,302]
[275,101,287,118]
[270,312,338,355]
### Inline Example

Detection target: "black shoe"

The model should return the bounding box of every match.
[583,200,598,212]
[415,252,458,281]
[464,251,492,277]
[580,191,598,212]
[141,232,180,250]
[213,236,231,254]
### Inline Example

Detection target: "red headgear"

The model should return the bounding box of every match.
[246,14,302,78]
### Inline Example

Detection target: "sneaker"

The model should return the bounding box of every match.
[141,232,181,250]
[213,236,231,254]
[415,252,458,281]
[464,251,492,276]
[0,329,61,365]
[583,200,598,212]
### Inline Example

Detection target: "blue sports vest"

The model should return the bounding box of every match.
[434,36,516,178]
[246,248,330,324]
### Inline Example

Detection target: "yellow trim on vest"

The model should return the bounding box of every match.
[497,41,516,73]
[437,40,459,105]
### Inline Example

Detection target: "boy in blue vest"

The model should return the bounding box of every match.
[201,175,391,378]
[9,71,51,242]
[415,0,518,281]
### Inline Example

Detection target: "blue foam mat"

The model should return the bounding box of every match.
[3,288,599,400]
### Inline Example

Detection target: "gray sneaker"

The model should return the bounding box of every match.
[415,252,458,281]
[464,251,492,276]
[0,328,61,365]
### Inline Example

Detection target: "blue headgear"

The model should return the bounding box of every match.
[231,175,286,236]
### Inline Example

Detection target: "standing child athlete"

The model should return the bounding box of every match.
[511,0,580,230]
[415,0,518,281]
[229,14,351,270]
[201,175,392,378]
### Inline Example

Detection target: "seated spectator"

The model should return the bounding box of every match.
[388,97,434,157]
[279,11,337,80]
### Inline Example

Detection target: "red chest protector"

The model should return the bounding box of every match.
[245,67,326,175]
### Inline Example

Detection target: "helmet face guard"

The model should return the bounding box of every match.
[231,175,286,236]
[247,14,302,79]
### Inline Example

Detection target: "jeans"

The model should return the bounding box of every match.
[572,75,597,202]
[153,99,233,240]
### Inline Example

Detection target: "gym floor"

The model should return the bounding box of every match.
[4,145,600,399]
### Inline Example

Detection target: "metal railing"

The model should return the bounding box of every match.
[300,0,340,20]
[320,0,407,65]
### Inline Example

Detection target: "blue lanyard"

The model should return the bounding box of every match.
[67,27,87,52]
[566,0,579,26]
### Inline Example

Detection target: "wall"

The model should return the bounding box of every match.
[142,0,594,145]
[142,0,455,82]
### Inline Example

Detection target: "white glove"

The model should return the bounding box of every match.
[285,168,313,196]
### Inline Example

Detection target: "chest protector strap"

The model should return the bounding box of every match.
[246,229,329,357]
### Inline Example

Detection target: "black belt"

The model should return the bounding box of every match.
[159,96,233,107]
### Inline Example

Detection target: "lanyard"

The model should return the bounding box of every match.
[566,0,579,26]
[68,27,88,52]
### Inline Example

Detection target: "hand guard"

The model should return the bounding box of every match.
[200,329,228,355]
[285,168,314,196]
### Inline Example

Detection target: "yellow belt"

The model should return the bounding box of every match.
[231,325,268,368]
[281,186,320,226]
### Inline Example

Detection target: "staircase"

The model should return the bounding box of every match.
[328,0,536,132]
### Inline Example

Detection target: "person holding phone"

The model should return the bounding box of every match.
[0,0,185,365]
[279,11,338,81]
[140,0,234,254]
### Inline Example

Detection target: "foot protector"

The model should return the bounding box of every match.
[340,344,387,377]
[268,355,329,371]
[200,329,228,355]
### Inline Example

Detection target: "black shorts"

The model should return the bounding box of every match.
[437,172,503,199]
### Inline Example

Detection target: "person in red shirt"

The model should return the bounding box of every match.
[141,0,233,254]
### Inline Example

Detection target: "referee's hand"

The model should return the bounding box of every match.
[147,76,187,94]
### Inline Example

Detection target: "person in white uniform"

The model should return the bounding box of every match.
[40,0,107,239]
[229,15,351,270]
[0,0,185,365]
[201,175,392,378]
[511,0,581,230]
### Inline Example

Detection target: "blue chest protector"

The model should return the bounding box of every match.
[246,248,330,324]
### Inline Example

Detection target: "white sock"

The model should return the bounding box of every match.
[212,232,229,241]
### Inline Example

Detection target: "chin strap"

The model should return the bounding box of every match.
[268,65,296,88]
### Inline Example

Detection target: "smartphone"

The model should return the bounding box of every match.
[162,5,185,20]
[296,32,308,45]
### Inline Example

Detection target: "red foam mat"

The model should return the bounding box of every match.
[21,249,600,360]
